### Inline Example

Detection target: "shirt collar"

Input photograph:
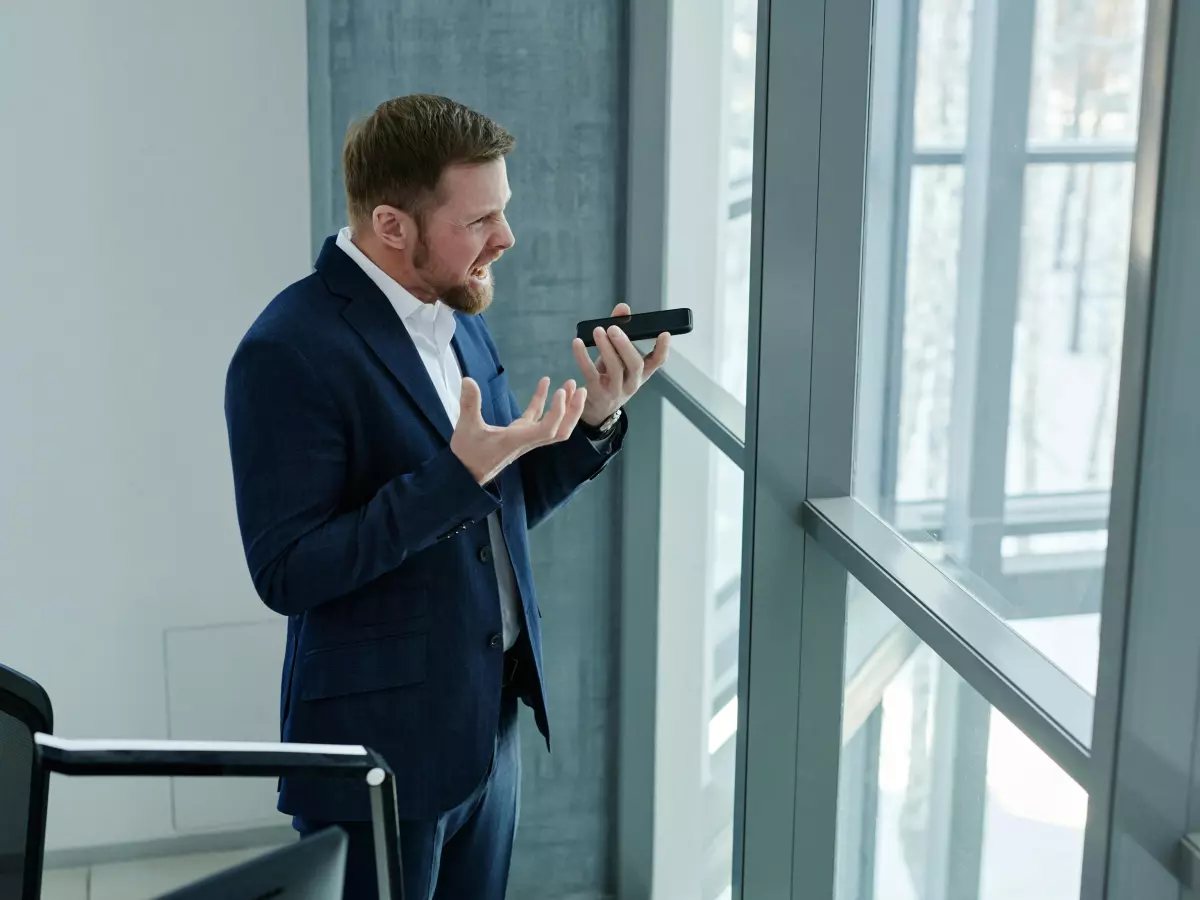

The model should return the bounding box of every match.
[335,227,455,346]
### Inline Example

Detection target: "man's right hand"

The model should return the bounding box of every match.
[450,376,587,485]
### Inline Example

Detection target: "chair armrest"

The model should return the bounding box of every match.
[34,734,376,778]
[33,734,404,900]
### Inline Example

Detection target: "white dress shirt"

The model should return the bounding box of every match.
[336,227,524,651]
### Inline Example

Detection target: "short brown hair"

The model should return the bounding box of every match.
[342,94,515,226]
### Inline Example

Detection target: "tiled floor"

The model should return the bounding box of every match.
[40,845,282,900]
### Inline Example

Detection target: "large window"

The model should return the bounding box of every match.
[855,0,1147,694]
[619,0,757,896]
[622,0,1199,898]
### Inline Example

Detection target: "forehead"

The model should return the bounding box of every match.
[435,160,511,217]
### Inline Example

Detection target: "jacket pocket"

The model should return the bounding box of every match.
[487,368,512,425]
[299,632,427,701]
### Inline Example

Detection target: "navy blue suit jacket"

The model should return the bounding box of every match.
[224,237,624,823]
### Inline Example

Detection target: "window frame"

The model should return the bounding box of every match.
[618,0,1197,897]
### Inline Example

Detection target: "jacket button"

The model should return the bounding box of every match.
[478,545,492,564]
[489,633,503,649]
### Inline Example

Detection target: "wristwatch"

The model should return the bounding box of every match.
[580,407,623,439]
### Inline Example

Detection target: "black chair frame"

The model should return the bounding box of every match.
[1,663,404,900]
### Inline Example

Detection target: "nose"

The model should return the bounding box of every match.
[495,216,516,251]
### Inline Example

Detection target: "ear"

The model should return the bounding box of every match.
[371,205,417,253]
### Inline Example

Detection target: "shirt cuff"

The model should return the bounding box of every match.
[579,408,627,455]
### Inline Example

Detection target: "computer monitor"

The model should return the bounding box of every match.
[154,826,347,900]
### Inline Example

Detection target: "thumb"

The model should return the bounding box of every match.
[459,377,483,420]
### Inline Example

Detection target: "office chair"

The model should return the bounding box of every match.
[0,662,405,900]
[0,662,53,900]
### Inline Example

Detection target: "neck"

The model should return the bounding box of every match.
[349,227,438,304]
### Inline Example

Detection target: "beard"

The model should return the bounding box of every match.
[413,234,494,316]
[441,278,493,316]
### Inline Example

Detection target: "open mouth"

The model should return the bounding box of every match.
[469,264,492,285]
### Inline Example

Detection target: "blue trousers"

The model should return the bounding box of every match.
[295,691,521,900]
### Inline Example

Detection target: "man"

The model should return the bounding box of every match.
[224,94,668,899]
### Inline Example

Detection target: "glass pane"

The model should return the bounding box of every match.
[656,402,745,900]
[914,0,975,149]
[853,0,1150,693]
[837,581,1087,900]
[1008,163,1135,495]
[1027,0,1147,145]
[896,165,965,503]
[669,0,757,404]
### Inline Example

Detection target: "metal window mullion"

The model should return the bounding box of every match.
[1024,144,1138,165]
[803,496,1094,791]
[617,0,672,892]
[928,5,1038,896]
[1082,0,1200,896]
[914,146,1137,168]
[793,0,879,897]
[911,149,966,166]
[944,0,1036,580]
[732,0,828,892]
[650,356,747,467]
[877,0,923,518]
[853,0,908,512]
[845,11,919,886]
[915,148,1137,167]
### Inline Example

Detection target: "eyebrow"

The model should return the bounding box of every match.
[469,192,512,220]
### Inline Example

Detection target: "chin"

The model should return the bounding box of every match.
[442,276,494,316]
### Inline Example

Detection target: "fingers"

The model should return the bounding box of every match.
[536,387,568,441]
[530,382,583,444]
[593,327,622,383]
[557,385,587,440]
[606,325,645,387]
[459,377,485,422]
[610,302,632,318]
[641,332,671,378]
[572,338,600,383]
[522,376,551,421]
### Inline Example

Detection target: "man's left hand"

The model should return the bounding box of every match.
[571,303,670,427]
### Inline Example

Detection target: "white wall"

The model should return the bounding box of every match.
[0,1,310,851]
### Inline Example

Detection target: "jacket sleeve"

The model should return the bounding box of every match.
[224,337,499,616]
[517,409,627,530]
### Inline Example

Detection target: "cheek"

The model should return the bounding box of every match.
[463,237,489,267]
[429,243,471,275]
[440,233,470,262]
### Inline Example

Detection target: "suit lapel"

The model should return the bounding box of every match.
[452,316,500,427]
[316,237,454,443]
[452,316,505,501]
[342,298,454,442]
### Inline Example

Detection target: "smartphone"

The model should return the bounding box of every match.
[576,308,693,347]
